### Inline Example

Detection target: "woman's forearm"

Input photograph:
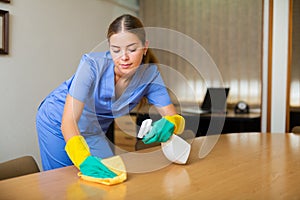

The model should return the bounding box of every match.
[61,94,84,142]
[156,104,177,117]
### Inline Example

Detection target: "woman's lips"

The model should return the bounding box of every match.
[120,64,132,69]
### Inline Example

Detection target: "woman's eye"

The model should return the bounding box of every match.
[128,49,136,53]
[112,49,120,53]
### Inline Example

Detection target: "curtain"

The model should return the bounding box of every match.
[139,0,263,106]
[291,0,300,107]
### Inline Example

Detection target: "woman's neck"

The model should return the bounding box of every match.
[114,72,134,99]
[114,66,136,84]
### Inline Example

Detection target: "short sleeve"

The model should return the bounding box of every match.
[69,54,97,102]
[146,68,172,107]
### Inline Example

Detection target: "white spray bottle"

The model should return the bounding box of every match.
[137,119,191,164]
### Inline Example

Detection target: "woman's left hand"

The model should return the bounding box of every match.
[142,114,185,144]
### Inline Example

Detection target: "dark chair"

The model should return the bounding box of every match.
[0,156,40,180]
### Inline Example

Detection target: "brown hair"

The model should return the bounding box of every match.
[107,14,158,64]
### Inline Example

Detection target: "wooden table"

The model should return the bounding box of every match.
[1,133,300,199]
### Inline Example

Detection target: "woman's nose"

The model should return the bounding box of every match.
[121,51,129,60]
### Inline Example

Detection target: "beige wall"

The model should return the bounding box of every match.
[0,0,136,169]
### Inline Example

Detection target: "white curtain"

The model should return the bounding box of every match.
[139,0,263,106]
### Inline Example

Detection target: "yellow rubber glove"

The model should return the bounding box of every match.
[164,114,185,134]
[65,135,91,169]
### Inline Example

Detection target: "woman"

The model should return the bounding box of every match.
[36,14,184,180]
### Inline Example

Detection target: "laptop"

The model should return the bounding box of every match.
[182,87,230,114]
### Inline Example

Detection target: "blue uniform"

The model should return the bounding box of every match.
[36,51,172,170]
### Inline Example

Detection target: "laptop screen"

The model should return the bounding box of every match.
[201,87,230,113]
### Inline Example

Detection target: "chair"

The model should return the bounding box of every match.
[291,126,300,134]
[0,156,40,180]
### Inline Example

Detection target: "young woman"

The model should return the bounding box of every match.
[36,14,184,180]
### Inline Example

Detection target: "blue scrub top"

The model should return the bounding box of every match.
[40,51,172,136]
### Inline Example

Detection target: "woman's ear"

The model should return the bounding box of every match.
[144,40,149,55]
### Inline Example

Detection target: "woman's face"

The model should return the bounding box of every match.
[109,31,148,78]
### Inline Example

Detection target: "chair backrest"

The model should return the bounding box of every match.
[292,126,300,134]
[0,156,40,180]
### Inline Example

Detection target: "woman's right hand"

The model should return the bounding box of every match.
[79,156,117,178]
[65,135,126,185]
[64,135,116,178]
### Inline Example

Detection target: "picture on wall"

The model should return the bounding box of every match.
[0,9,9,54]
